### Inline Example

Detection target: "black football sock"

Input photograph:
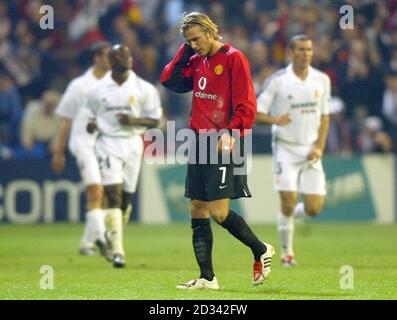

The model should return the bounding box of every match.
[121,191,133,212]
[220,210,266,261]
[192,218,215,281]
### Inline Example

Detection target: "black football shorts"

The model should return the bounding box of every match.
[184,133,252,202]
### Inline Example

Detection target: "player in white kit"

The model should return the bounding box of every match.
[52,42,112,256]
[86,45,162,268]
[256,35,330,266]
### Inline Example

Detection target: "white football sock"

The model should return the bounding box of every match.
[293,202,306,219]
[105,208,124,256]
[277,212,294,256]
[80,211,95,248]
[89,208,106,243]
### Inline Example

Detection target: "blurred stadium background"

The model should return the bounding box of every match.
[0,0,397,300]
[0,0,396,224]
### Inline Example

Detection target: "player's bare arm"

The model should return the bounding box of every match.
[116,113,159,128]
[256,112,292,126]
[308,114,329,161]
[52,118,72,173]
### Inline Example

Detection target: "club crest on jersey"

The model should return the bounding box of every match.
[214,64,224,75]
[314,90,320,98]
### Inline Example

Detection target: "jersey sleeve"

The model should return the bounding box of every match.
[227,51,257,131]
[321,74,331,116]
[257,76,278,114]
[141,84,163,119]
[160,43,195,93]
[84,87,100,117]
[55,80,81,119]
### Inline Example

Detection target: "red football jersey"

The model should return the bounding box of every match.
[161,43,256,134]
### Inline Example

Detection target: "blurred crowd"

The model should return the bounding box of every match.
[1,0,397,159]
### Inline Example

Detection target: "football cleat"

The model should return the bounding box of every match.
[95,238,112,262]
[79,246,96,256]
[281,255,297,267]
[113,253,126,268]
[123,204,133,225]
[253,242,275,286]
[176,277,219,290]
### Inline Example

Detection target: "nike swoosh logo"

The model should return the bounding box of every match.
[219,185,228,189]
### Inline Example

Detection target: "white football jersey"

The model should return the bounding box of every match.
[85,70,162,137]
[56,68,101,152]
[257,64,331,146]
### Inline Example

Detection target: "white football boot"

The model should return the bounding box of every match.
[253,242,275,286]
[176,277,219,290]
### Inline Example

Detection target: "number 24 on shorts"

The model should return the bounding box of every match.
[98,156,111,170]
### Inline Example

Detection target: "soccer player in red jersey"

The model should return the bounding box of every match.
[161,12,275,289]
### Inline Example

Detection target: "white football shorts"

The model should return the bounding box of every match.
[70,147,101,186]
[95,135,143,193]
[272,140,326,195]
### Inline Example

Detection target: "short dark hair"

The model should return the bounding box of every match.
[288,34,311,49]
[90,41,112,59]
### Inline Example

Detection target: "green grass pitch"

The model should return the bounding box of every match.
[0,223,396,300]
